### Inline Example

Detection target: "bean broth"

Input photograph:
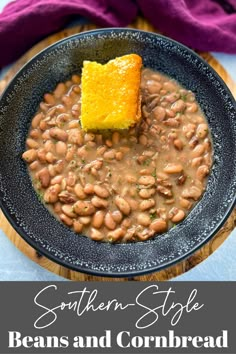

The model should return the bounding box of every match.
[22,69,212,242]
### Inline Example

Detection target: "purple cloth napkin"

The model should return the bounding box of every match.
[0,0,236,68]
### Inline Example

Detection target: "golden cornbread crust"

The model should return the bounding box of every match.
[81,54,142,130]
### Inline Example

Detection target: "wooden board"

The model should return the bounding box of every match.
[0,18,235,281]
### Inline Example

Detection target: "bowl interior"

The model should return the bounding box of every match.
[0,29,235,277]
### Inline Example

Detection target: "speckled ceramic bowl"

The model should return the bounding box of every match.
[0,29,235,277]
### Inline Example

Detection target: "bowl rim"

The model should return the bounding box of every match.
[0,28,235,278]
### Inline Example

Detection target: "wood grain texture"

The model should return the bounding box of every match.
[0,18,235,281]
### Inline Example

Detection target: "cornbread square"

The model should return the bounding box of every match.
[81,54,142,130]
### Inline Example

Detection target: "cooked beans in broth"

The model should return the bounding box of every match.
[22,69,213,242]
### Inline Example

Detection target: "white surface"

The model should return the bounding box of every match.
[0,0,13,13]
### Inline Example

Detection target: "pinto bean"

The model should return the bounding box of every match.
[163,81,177,91]
[152,106,166,121]
[90,228,103,241]
[65,172,76,187]
[173,139,183,150]
[140,199,155,211]
[83,183,94,195]
[139,188,156,199]
[84,133,95,142]
[186,102,198,113]
[157,185,172,197]
[171,209,185,223]
[48,164,56,177]
[45,152,57,163]
[73,220,83,233]
[196,165,209,181]
[91,196,108,209]
[105,139,113,147]
[149,219,167,233]
[41,130,50,140]
[115,151,123,161]
[139,169,152,176]
[121,218,131,228]
[73,201,95,216]
[191,144,205,158]
[54,160,64,174]
[58,191,76,204]
[22,149,37,163]
[138,175,155,186]
[54,82,66,98]
[104,212,116,230]
[94,185,109,198]
[111,210,123,223]
[203,138,211,152]
[165,109,175,118]
[119,146,130,153]
[143,150,155,157]
[104,149,116,160]
[137,228,155,241]
[192,157,203,168]
[62,95,73,106]
[126,175,137,183]
[44,184,61,203]
[189,136,199,149]
[163,163,183,174]
[62,204,77,218]
[74,183,86,199]
[196,124,208,139]
[92,211,105,228]
[137,213,151,226]
[126,198,139,211]
[183,123,196,139]
[54,202,62,213]
[115,196,131,215]
[55,141,67,156]
[29,161,40,171]
[112,131,120,145]
[38,167,50,188]
[179,197,192,209]
[165,92,180,103]
[164,118,180,127]
[32,113,44,129]
[204,153,212,166]
[30,129,40,139]
[146,80,162,94]
[44,93,55,105]
[79,216,91,225]
[66,148,76,163]
[182,186,202,200]
[96,146,107,156]
[39,102,50,112]
[50,175,63,185]
[138,134,147,146]
[68,120,80,129]
[44,140,55,153]
[71,74,80,84]
[171,99,186,113]
[49,127,68,142]
[107,228,125,242]
[39,120,49,131]
[59,213,73,226]
[77,146,88,159]
[26,138,39,149]
[68,129,83,145]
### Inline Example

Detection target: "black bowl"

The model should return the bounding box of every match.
[0,29,235,277]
